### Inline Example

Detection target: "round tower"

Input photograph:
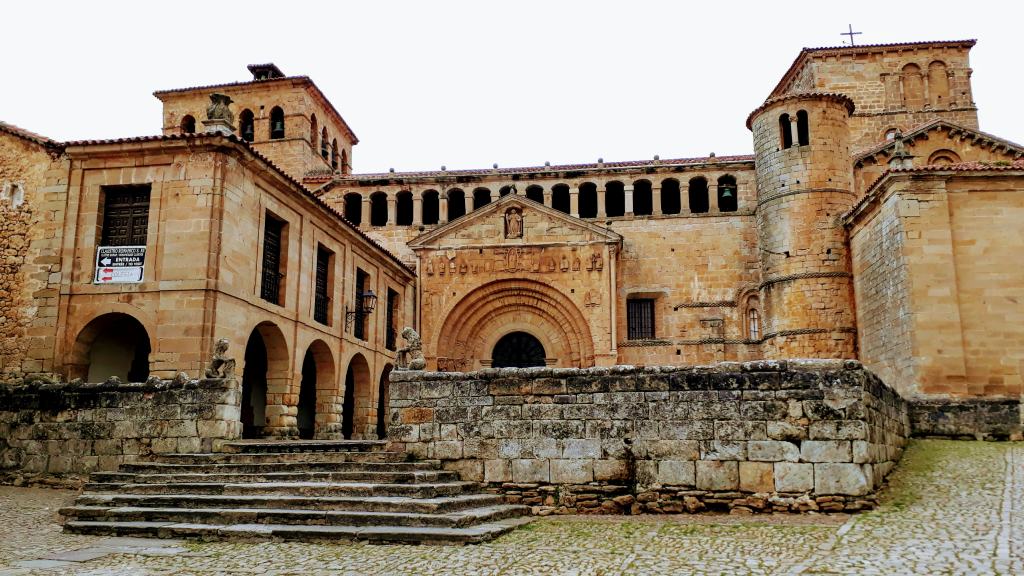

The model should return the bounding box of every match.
[746,93,858,359]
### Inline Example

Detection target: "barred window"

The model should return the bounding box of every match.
[260,214,285,305]
[313,245,332,325]
[627,299,655,340]
[101,185,151,246]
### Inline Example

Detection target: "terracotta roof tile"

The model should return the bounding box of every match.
[745,92,855,130]
[854,119,1024,162]
[0,121,60,149]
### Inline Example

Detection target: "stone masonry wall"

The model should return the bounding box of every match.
[389,360,909,514]
[0,377,240,478]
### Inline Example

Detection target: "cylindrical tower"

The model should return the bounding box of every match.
[746,93,858,359]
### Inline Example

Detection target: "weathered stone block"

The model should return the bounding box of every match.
[774,462,814,492]
[431,440,463,460]
[695,460,739,491]
[747,440,800,462]
[593,459,628,482]
[767,421,808,441]
[814,463,870,496]
[550,459,594,484]
[484,458,511,483]
[561,438,601,459]
[801,440,851,462]
[657,460,696,486]
[512,458,550,483]
[739,461,774,493]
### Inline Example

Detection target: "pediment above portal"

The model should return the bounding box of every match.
[408,193,622,251]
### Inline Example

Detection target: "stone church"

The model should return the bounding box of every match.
[0,38,1022,445]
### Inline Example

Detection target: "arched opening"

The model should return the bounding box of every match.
[395,191,413,226]
[499,185,514,197]
[241,322,290,439]
[928,149,962,166]
[929,61,950,108]
[370,192,388,226]
[688,177,709,214]
[779,113,793,149]
[422,190,439,225]
[447,189,466,220]
[68,313,151,383]
[180,115,196,134]
[492,331,547,368]
[269,106,285,139]
[902,64,924,109]
[884,128,900,141]
[525,185,545,204]
[551,184,570,214]
[717,175,738,212]
[344,193,363,226]
[796,110,809,146]
[661,178,681,215]
[340,150,349,174]
[239,109,255,142]
[376,363,393,440]
[331,139,339,170]
[605,181,625,217]
[342,353,372,439]
[745,296,761,340]
[297,348,317,440]
[320,128,329,160]
[473,188,491,210]
[633,180,652,215]
[578,182,598,218]
[310,114,318,150]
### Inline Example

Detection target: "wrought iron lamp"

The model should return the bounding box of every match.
[345,290,378,331]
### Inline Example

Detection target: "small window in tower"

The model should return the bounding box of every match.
[661,178,681,215]
[779,113,793,149]
[748,308,760,340]
[321,128,329,160]
[525,185,545,204]
[331,139,339,170]
[180,115,196,134]
[605,181,625,217]
[270,106,285,139]
[447,189,466,220]
[239,109,255,142]
[370,192,388,226]
[551,184,570,214]
[633,180,652,216]
[310,114,318,150]
[343,193,363,226]
[627,299,656,340]
[472,188,491,210]
[717,175,738,212]
[578,182,598,218]
[422,190,440,225]
[885,128,900,141]
[688,177,709,214]
[396,191,413,226]
[796,110,809,146]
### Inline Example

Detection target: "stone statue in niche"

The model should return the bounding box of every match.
[206,93,235,124]
[587,252,603,271]
[504,247,522,272]
[545,256,556,272]
[438,257,446,276]
[425,258,435,275]
[204,337,236,379]
[396,327,426,371]
[505,207,523,239]
[584,289,601,308]
[561,255,570,272]
[572,256,581,271]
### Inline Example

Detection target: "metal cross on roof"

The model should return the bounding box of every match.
[841,24,863,46]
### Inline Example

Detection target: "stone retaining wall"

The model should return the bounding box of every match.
[909,398,1023,440]
[0,377,240,477]
[388,360,909,514]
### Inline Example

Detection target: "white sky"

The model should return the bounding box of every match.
[2,1,1020,173]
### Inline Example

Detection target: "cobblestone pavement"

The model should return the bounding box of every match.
[0,440,1020,575]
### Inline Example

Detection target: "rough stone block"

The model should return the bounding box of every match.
[702,440,746,460]
[774,462,814,492]
[695,460,739,491]
[657,460,696,486]
[593,459,628,482]
[800,440,851,462]
[767,421,808,441]
[747,440,800,462]
[484,458,511,483]
[739,461,774,493]
[430,440,463,460]
[561,438,601,459]
[550,459,594,484]
[512,458,550,483]
[814,463,870,496]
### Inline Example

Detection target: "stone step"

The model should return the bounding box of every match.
[83,481,480,498]
[60,504,528,529]
[73,492,507,514]
[143,451,415,466]
[64,517,534,544]
[117,458,432,475]
[218,440,387,454]
[91,470,459,485]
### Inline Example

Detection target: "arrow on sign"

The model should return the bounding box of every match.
[100,258,112,265]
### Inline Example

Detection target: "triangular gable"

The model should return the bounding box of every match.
[408,192,622,250]
[855,120,1024,166]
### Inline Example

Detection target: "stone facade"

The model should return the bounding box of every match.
[388,360,908,514]
[908,398,1023,440]
[0,377,239,477]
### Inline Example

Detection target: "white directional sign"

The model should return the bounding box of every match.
[94,246,146,284]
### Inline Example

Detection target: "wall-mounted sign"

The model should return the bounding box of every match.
[94,246,146,284]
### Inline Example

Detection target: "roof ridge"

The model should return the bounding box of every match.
[0,120,60,149]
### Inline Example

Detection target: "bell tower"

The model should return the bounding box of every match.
[747,93,858,359]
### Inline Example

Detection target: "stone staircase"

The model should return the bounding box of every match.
[60,440,531,544]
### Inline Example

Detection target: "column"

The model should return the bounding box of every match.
[710,182,719,214]
[680,184,690,215]
[597,185,607,218]
[624,184,634,216]
[542,187,552,208]
[570,185,580,217]
[463,193,472,216]
[489,189,497,203]
[361,196,371,229]
[439,194,449,224]
[652,186,662,216]
[412,190,423,226]
[386,194,397,225]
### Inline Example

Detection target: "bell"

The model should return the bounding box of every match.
[242,128,254,141]
[272,120,284,133]
[721,187,735,198]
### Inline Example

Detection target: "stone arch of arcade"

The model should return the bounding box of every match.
[297,339,336,440]
[241,321,290,439]
[66,310,155,383]
[434,278,594,369]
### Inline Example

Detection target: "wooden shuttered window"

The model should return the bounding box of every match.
[627,299,655,340]
[101,185,151,246]
[260,215,285,305]
[313,246,331,325]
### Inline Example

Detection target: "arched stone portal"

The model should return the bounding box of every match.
[342,353,372,439]
[68,313,151,382]
[241,322,290,439]
[434,279,594,370]
[492,332,546,368]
